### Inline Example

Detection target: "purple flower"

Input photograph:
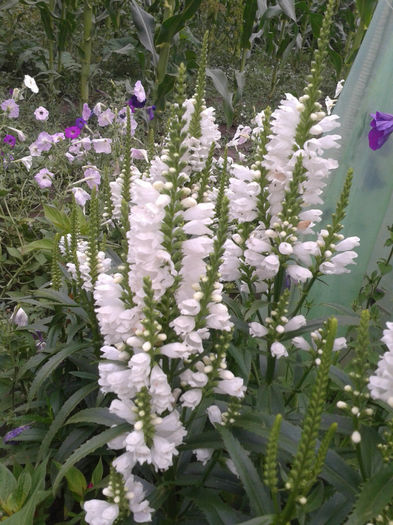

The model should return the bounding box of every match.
[4,424,31,444]
[369,112,393,150]
[83,166,101,189]
[75,117,86,129]
[3,134,16,148]
[65,126,81,139]
[146,105,156,121]
[36,131,53,152]
[1,99,19,118]
[128,95,146,111]
[34,168,54,188]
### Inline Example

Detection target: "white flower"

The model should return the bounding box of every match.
[193,448,213,465]
[84,500,119,525]
[369,323,393,405]
[214,377,245,397]
[284,315,306,332]
[24,75,39,93]
[149,365,174,413]
[249,322,268,338]
[286,264,312,283]
[92,138,112,154]
[271,341,288,359]
[10,306,28,327]
[180,388,202,408]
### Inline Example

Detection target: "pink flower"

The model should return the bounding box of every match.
[65,126,81,139]
[34,168,54,188]
[134,80,146,103]
[72,187,90,206]
[98,108,115,127]
[34,106,49,121]
[82,103,92,121]
[1,99,19,118]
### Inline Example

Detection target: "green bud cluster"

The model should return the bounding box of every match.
[133,387,156,448]
[251,106,272,228]
[278,319,337,524]
[51,233,62,291]
[189,30,209,139]
[103,467,129,520]
[264,413,282,495]
[294,0,338,148]
[265,290,290,341]
[87,187,100,287]
[120,106,133,233]
[196,142,215,203]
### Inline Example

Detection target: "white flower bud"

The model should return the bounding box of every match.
[351,431,361,444]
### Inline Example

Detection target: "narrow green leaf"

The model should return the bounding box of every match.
[237,517,274,525]
[191,488,242,524]
[344,465,393,525]
[130,0,158,66]
[240,0,258,50]
[38,382,97,461]
[65,407,124,427]
[53,424,129,493]
[28,343,89,404]
[219,427,273,515]
[155,0,202,45]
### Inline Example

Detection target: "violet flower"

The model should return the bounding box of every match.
[4,424,31,444]
[146,105,156,121]
[65,126,81,139]
[3,134,16,148]
[369,112,393,150]
[75,117,87,129]
[128,95,146,112]
[34,106,49,121]
[34,168,54,188]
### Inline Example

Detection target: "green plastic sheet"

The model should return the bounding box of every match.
[308,0,393,318]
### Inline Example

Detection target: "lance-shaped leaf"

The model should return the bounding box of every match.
[130,0,158,66]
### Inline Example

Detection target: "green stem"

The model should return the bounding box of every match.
[80,0,93,105]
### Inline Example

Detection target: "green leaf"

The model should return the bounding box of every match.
[53,424,130,493]
[28,342,89,404]
[43,205,71,232]
[0,464,17,504]
[37,382,97,462]
[130,0,158,66]
[91,458,103,487]
[277,0,296,21]
[240,0,258,50]
[6,472,31,512]
[6,247,23,261]
[190,488,242,524]
[219,427,273,515]
[20,239,53,254]
[65,407,124,427]
[344,465,393,525]
[206,68,234,127]
[155,0,202,45]
[237,518,275,525]
[65,466,87,498]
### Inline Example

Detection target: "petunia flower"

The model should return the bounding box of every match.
[65,126,81,139]
[72,187,91,206]
[128,95,146,111]
[7,127,26,141]
[92,138,112,154]
[134,80,146,103]
[10,306,28,326]
[34,168,54,188]
[369,112,393,150]
[75,117,86,129]
[146,105,156,120]
[82,166,101,189]
[82,103,92,121]
[98,108,115,127]
[34,106,49,121]
[24,75,39,93]
[3,135,16,148]
[1,99,19,118]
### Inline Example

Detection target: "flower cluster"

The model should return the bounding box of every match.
[368,322,393,406]
[86,67,245,524]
